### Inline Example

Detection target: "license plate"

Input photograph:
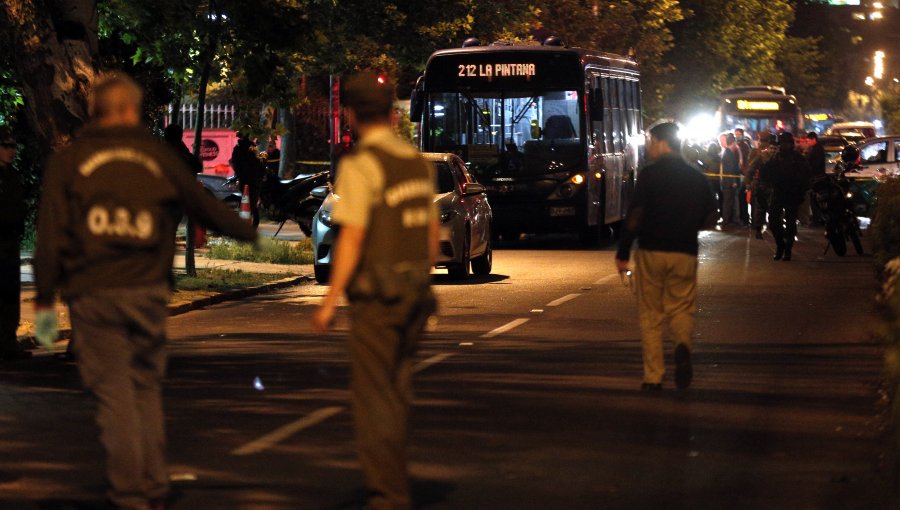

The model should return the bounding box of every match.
[548,206,576,217]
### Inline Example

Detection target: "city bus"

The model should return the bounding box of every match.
[717,86,803,136]
[409,38,642,242]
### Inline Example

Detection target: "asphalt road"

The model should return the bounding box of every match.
[0,226,893,509]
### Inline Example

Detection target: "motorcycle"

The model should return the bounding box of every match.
[812,149,864,257]
[258,170,330,237]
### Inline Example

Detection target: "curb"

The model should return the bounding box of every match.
[18,274,312,350]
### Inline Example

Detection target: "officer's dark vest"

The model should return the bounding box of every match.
[347,145,433,302]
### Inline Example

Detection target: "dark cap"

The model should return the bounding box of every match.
[778,132,794,144]
[342,73,395,119]
[0,125,14,144]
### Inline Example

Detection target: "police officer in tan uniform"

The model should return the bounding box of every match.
[312,74,437,510]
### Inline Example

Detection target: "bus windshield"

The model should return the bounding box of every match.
[426,90,582,180]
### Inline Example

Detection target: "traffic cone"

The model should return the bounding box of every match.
[239,185,252,222]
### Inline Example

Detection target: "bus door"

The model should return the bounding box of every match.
[592,75,626,224]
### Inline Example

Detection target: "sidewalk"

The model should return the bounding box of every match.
[16,247,313,348]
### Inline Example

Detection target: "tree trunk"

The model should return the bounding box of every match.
[278,107,295,178]
[186,4,222,277]
[2,0,97,151]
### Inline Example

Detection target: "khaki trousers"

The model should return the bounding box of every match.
[68,284,170,510]
[635,250,698,384]
[349,298,426,510]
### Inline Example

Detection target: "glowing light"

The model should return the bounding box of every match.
[875,51,885,80]
[866,76,875,86]
[377,75,386,85]
[684,113,718,142]
[737,100,780,111]
[874,1,884,8]
[807,113,830,122]
[870,11,884,20]
[571,174,585,185]
[253,377,265,391]
[594,172,602,179]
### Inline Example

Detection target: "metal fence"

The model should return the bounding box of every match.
[167,104,236,130]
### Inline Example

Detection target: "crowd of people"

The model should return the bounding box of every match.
[692,127,820,260]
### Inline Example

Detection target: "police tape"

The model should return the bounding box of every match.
[703,173,744,178]
[297,160,330,165]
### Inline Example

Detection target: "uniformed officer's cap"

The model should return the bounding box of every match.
[777,132,794,144]
[343,73,395,120]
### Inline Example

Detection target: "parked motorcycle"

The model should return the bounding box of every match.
[259,170,330,237]
[812,146,864,257]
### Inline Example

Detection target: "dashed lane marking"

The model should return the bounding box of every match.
[231,406,345,456]
[414,352,455,373]
[481,318,530,338]
[546,293,582,307]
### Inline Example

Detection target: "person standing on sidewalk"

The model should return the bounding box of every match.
[720,133,743,227]
[312,73,438,510]
[760,132,812,262]
[735,128,752,226]
[0,126,31,361]
[745,131,777,239]
[33,72,257,510]
[616,121,717,391]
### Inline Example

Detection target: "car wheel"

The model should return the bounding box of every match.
[471,234,492,276]
[448,231,471,280]
[314,264,330,284]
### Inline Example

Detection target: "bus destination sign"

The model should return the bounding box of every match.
[736,100,780,111]
[458,63,537,79]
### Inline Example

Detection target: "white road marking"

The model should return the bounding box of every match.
[481,318,530,338]
[594,273,620,285]
[546,293,582,307]
[414,352,455,373]
[231,406,345,456]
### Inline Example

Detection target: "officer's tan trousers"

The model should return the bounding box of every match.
[634,249,698,384]
[68,284,170,510]
[349,300,417,510]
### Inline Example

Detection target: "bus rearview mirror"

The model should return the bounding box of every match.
[409,76,424,121]
[531,120,542,139]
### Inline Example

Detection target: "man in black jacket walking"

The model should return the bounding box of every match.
[616,122,717,391]
[760,132,812,261]
[34,73,257,510]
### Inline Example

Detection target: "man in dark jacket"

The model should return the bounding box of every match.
[230,134,264,227]
[34,73,257,510]
[720,133,743,226]
[163,123,202,176]
[0,126,31,360]
[760,132,812,261]
[616,122,718,391]
[805,131,827,224]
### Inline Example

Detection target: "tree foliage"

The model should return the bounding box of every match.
[534,0,685,119]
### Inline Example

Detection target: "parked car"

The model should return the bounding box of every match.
[817,134,850,166]
[832,135,900,217]
[826,121,877,140]
[197,173,241,209]
[311,152,493,283]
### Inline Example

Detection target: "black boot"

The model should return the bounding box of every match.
[774,245,784,261]
[782,246,792,261]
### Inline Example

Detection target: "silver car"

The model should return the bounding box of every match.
[311,152,493,283]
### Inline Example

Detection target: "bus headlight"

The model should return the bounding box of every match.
[571,174,585,185]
